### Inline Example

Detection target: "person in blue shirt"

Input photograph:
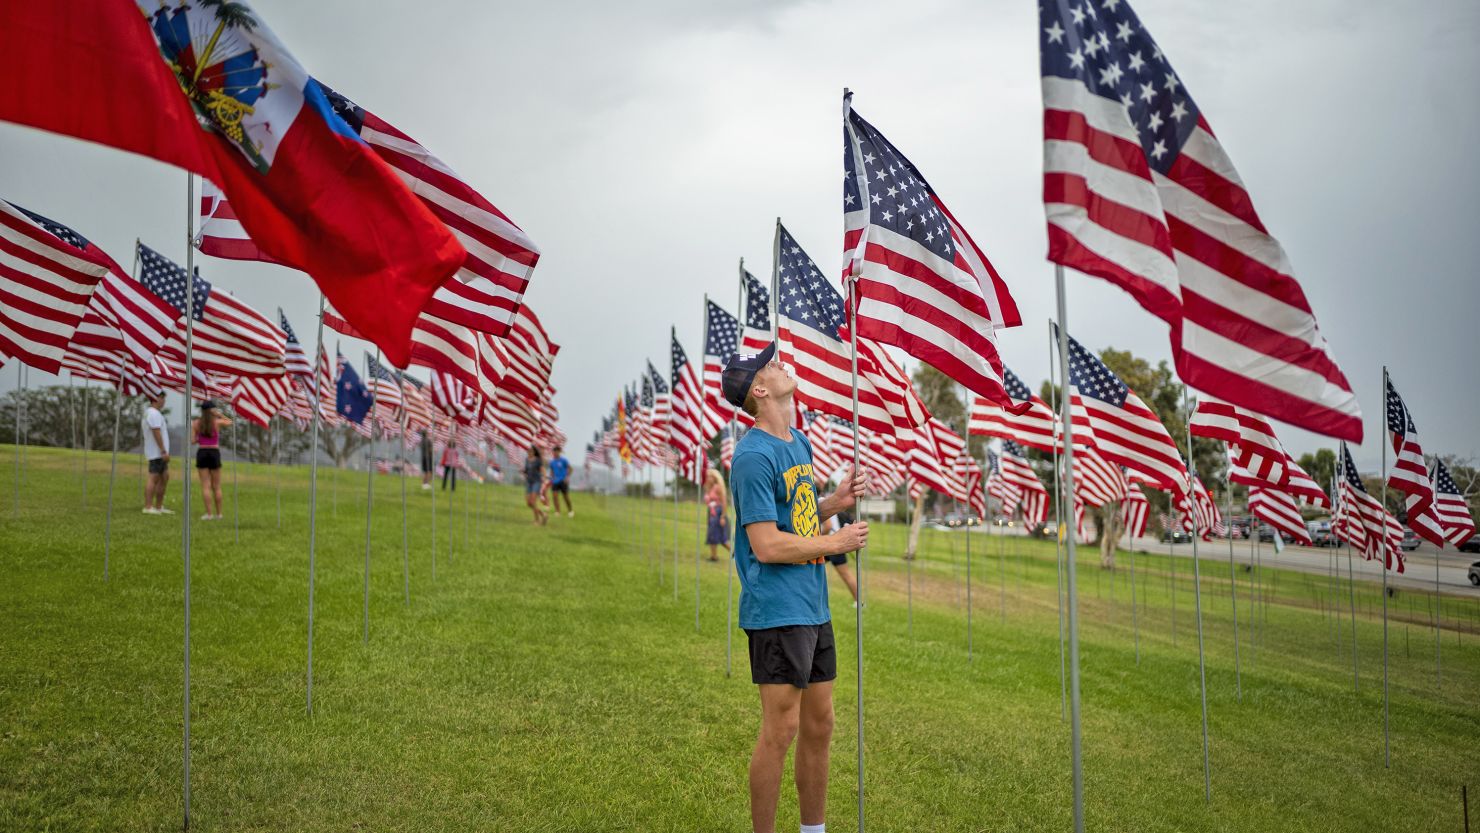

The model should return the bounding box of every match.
[548,445,573,517]
[721,342,868,833]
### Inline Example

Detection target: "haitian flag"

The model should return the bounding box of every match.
[0,1,465,368]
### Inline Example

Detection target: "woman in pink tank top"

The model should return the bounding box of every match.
[190,400,233,521]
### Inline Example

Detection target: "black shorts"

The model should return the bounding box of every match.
[196,448,221,470]
[551,480,569,495]
[148,457,168,475]
[745,622,836,689]
[420,447,434,474]
[824,553,848,567]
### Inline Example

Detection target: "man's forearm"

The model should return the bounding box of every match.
[753,528,850,564]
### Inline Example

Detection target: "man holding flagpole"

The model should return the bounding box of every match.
[722,342,867,833]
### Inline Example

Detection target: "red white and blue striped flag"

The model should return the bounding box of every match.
[1427,459,1475,547]
[1385,375,1437,539]
[843,94,1020,405]
[969,365,1058,454]
[1038,0,1361,442]
[0,201,111,374]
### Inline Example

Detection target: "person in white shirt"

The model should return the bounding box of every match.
[141,392,172,515]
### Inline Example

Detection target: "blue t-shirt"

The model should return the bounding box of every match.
[549,456,570,484]
[732,427,830,630]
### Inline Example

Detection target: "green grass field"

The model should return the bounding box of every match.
[2,445,1477,831]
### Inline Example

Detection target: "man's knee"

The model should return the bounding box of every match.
[799,704,834,741]
[759,709,800,750]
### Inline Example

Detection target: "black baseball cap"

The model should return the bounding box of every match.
[721,342,776,408]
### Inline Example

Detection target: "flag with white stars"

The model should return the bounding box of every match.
[703,299,747,430]
[968,365,1060,454]
[1038,0,1360,442]
[1429,459,1475,547]
[136,241,287,379]
[842,93,1019,406]
[1384,374,1441,544]
[774,221,896,435]
[741,270,772,354]
[1058,325,1186,492]
[0,199,111,374]
[1334,443,1404,571]
[669,331,708,479]
[335,354,372,426]
[278,309,313,380]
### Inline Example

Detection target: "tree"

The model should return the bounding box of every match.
[0,385,152,452]
[1297,448,1337,496]
[320,424,370,468]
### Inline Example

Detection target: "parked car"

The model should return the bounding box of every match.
[1257,524,1276,543]
[1399,530,1421,551]
[1469,561,1480,586]
[1161,529,1192,544]
[1308,521,1336,547]
[1459,535,1480,555]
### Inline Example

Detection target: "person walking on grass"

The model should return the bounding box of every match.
[721,343,868,833]
[419,428,435,490]
[549,445,574,517]
[141,391,173,515]
[704,466,730,561]
[441,429,460,491]
[190,400,232,520]
[523,445,548,525]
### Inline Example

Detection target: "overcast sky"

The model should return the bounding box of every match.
[2,0,1476,472]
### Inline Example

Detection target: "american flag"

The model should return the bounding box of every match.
[1062,328,1185,491]
[0,200,110,373]
[1038,0,1360,442]
[1073,446,1127,507]
[367,351,404,426]
[631,373,657,464]
[1226,445,1328,509]
[1175,474,1223,541]
[775,223,902,435]
[804,412,841,484]
[61,344,161,398]
[1249,485,1311,545]
[1384,375,1436,534]
[231,373,294,429]
[741,270,772,353]
[311,345,338,425]
[500,305,559,403]
[720,429,740,472]
[490,386,539,450]
[136,243,286,378]
[669,331,708,477]
[703,299,743,433]
[843,94,1020,405]
[863,426,907,495]
[1190,398,1290,485]
[401,374,434,434]
[431,370,478,425]
[1428,459,1475,547]
[1335,444,1404,571]
[1001,439,1050,525]
[647,359,671,456]
[1121,484,1149,538]
[986,449,1022,514]
[278,309,314,380]
[904,418,969,503]
[409,314,481,390]
[969,365,1059,453]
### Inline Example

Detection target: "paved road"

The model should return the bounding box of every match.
[1128,535,1479,597]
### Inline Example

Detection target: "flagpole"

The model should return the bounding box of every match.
[104,383,122,581]
[1185,396,1212,804]
[1129,500,1139,666]
[1340,448,1358,692]
[81,378,91,506]
[906,493,914,637]
[1052,267,1085,833]
[400,379,410,607]
[962,386,972,662]
[1379,367,1391,768]
[1049,320,1066,721]
[12,361,21,515]
[430,420,437,583]
[181,171,198,829]
[846,258,867,833]
[307,292,326,715]
[1226,478,1241,699]
[672,462,679,602]
[273,415,282,529]
[363,352,379,644]
[231,414,239,543]
[1433,461,1442,688]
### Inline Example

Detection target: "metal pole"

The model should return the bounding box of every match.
[430,425,436,583]
[998,502,1007,624]
[307,293,326,715]
[104,385,122,580]
[1226,481,1241,699]
[400,385,409,606]
[846,252,868,833]
[961,387,972,662]
[1379,368,1390,768]
[1434,489,1442,687]
[1343,477,1359,692]
[12,361,21,515]
[363,352,378,644]
[273,416,282,529]
[1049,320,1066,721]
[693,464,701,633]
[1186,399,1212,804]
[907,495,914,637]
[1052,269,1085,833]
[181,171,198,829]
[672,464,679,601]
[231,416,239,543]
[82,378,91,506]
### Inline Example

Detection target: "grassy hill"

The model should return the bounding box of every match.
[1,445,1476,831]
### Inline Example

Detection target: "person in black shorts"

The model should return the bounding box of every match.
[721,343,867,833]
[824,510,860,606]
[419,429,434,490]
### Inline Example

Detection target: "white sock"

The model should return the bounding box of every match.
[800,824,825,833]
